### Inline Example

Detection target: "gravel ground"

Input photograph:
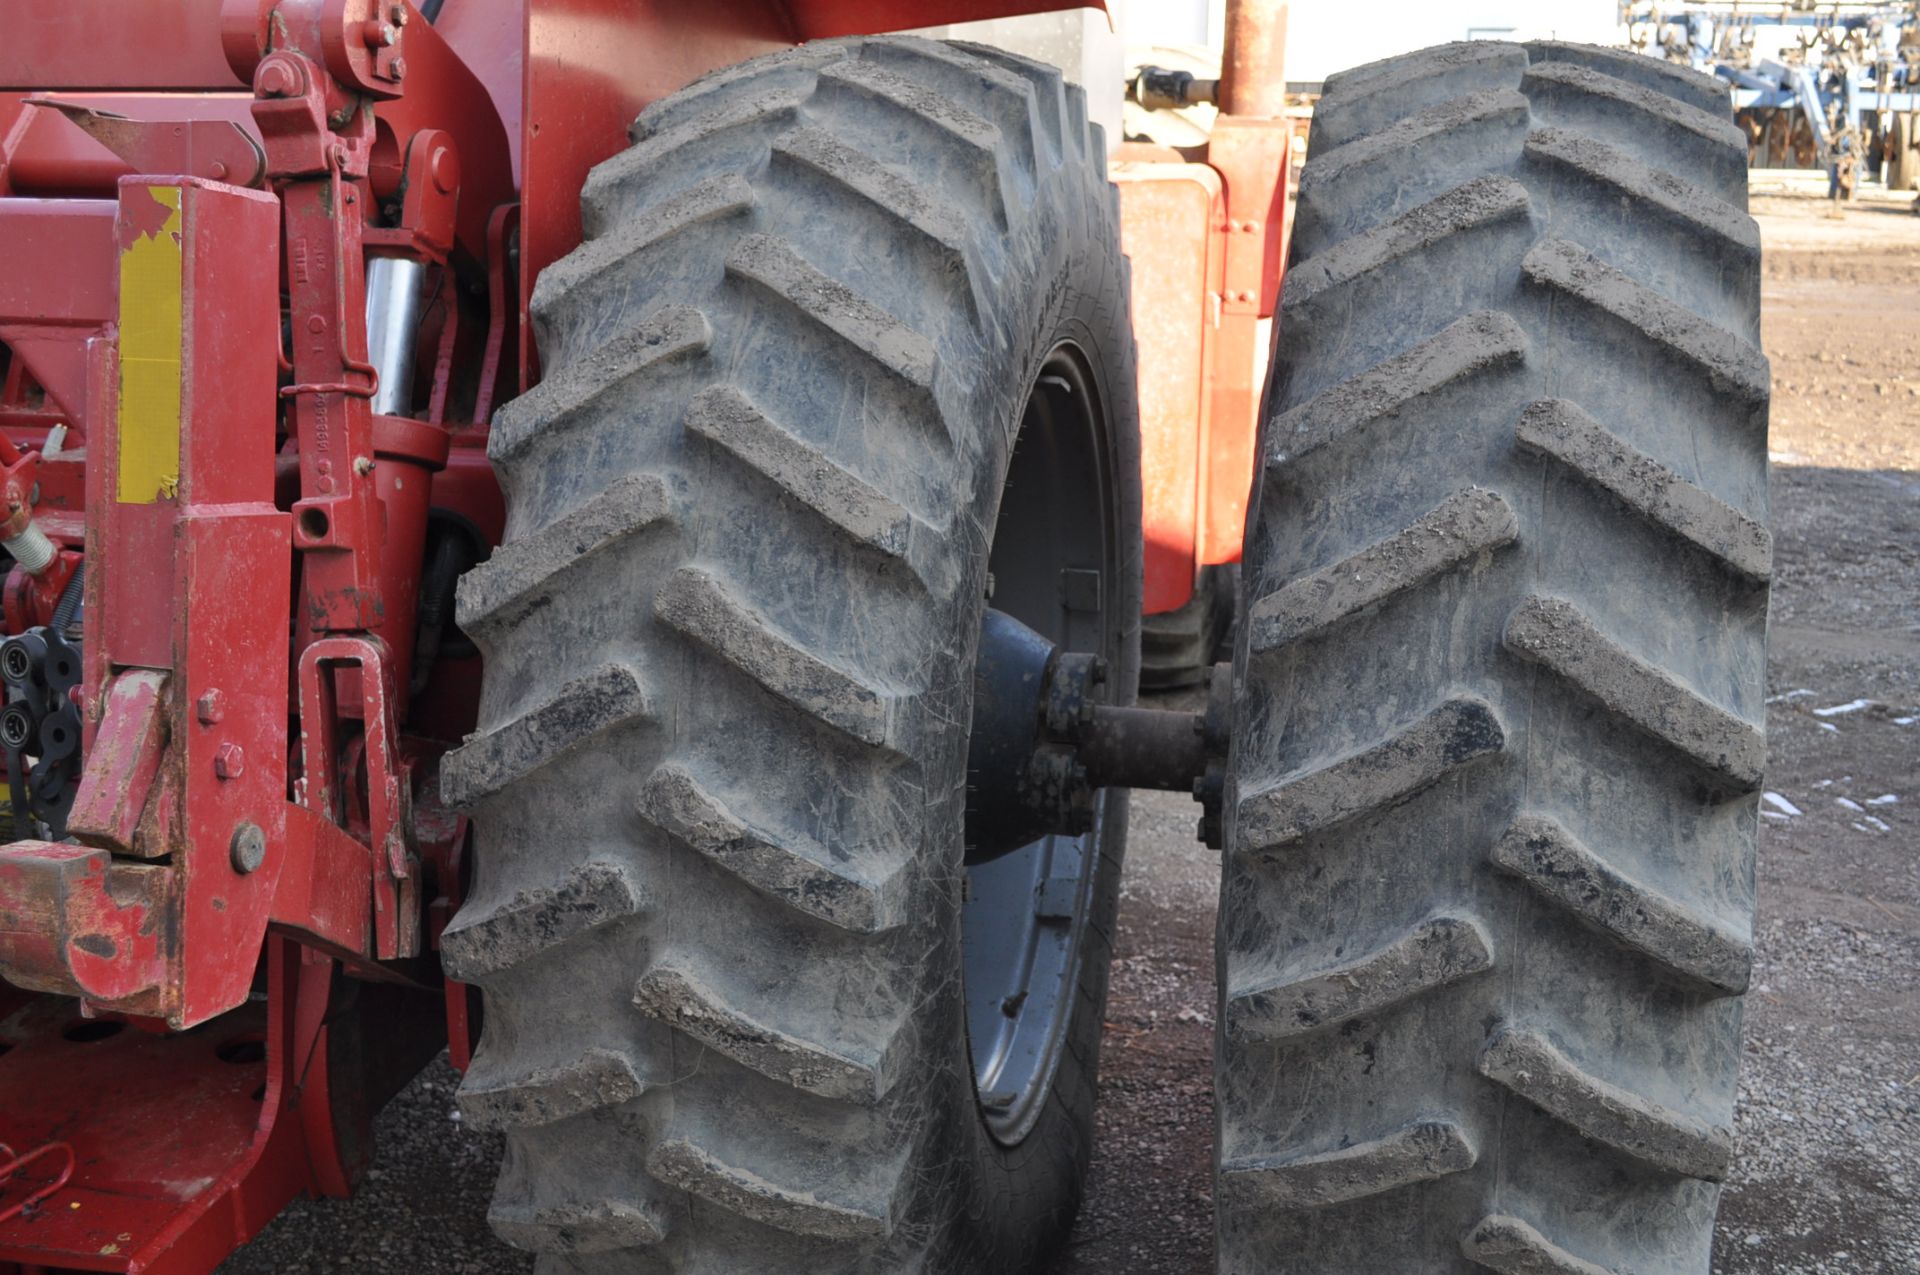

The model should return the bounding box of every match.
[1707,177,1920,1274]
[224,180,1919,1275]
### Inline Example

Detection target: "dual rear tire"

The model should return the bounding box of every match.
[446,35,1769,1275]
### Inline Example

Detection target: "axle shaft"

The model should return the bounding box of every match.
[1078,704,1207,794]
[965,609,1228,864]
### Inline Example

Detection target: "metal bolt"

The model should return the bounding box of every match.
[257,62,296,98]
[231,822,267,874]
[389,3,409,24]
[196,689,226,725]
[390,56,406,80]
[214,742,246,780]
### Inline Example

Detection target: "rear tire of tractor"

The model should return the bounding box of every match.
[1888,111,1917,191]
[1220,42,1769,1274]
[440,37,1141,1274]
[1141,563,1236,689]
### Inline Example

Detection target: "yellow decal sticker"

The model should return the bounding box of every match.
[116,186,184,503]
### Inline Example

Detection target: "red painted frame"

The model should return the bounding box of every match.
[1115,119,1290,615]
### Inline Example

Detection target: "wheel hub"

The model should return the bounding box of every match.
[965,607,1230,863]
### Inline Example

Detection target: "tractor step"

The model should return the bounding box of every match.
[0,995,269,1271]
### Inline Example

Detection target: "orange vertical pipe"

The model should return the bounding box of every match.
[1220,0,1290,117]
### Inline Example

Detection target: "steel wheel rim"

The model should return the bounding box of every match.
[962,342,1119,1147]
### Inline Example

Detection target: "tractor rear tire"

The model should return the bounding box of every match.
[1888,111,1917,191]
[1219,42,1769,1273]
[440,37,1141,1273]
[1141,563,1236,689]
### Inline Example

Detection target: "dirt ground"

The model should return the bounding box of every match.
[223,179,1919,1274]
[1704,176,1920,1275]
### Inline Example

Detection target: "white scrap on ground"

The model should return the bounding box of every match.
[1865,816,1892,833]
[1813,699,1875,717]
[1837,797,1865,812]
[1866,794,1898,806]
[1768,688,1818,704]
[1763,792,1804,817]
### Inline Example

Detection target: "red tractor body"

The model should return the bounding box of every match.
[0,2,1286,1270]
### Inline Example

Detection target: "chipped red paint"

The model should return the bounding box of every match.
[116,182,181,243]
[67,670,168,853]
[0,843,171,1012]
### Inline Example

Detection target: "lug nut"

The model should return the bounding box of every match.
[196,689,226,725]
[214,742,246,780]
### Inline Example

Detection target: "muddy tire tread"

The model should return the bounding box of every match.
[1219,40,1767,1275]
[444,35,1136,1273]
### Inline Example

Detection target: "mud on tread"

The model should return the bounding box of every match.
[445,34,1138,1275]
[1219,40,1766,1275]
